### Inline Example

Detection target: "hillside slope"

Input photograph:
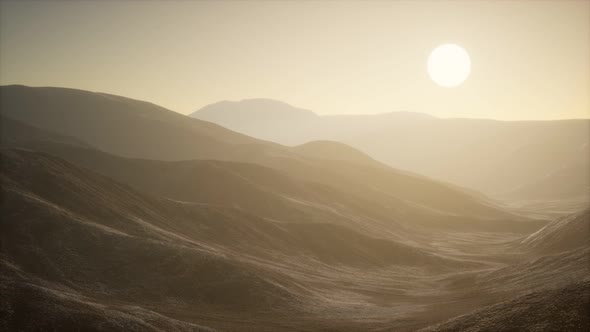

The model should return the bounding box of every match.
[0,86,526,228]
[419,280,590,332]
[520,209,589,254]
[0,85,258,161]
[1,148,495,331]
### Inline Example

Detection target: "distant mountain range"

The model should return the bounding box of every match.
[192,99,590,203]
[1,85,588,331]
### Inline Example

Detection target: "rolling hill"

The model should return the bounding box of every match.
[419,280,590,332]
[0,148,496,331]
[0,86,528,229]
[520,208,589,254]
[2,147,585,331]
[1,85,586,331]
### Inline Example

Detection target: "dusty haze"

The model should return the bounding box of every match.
[1,1,589,331]
[1,0,589,119]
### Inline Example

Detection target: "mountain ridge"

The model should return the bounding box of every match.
[190,98,590,202]
[0,86,524,225]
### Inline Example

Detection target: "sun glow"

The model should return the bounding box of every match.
[427,44,471,88]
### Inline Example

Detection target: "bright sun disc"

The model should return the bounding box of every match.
[427,44,471,88]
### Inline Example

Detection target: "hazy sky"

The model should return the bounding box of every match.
[1,1,589,120]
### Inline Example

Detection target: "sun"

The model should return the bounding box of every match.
[427,44,471,88]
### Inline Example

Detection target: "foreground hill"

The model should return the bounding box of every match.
[520,209,589,254]
[191,99,590,202]
[1,148,585,331]
[3,148,460,270]
[0,148,496,331]
[419,280,590,332]
[0,259,215,332]
[0,149,588,331]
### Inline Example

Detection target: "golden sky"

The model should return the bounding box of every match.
[1,0,588,120]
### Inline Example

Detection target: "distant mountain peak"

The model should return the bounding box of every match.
[192,98,318,118]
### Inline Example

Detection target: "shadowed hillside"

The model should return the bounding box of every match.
[520,209,589,254]
[0,259,215,332]
[0,148,502,331]
[0,87,530,229]
[419,280,590,332]
[2,147,586,331]
[0,85,258,161]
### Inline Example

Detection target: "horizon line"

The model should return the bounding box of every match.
[2,83,589,122]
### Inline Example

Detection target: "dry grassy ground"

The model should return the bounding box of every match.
[1,86,588,331]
